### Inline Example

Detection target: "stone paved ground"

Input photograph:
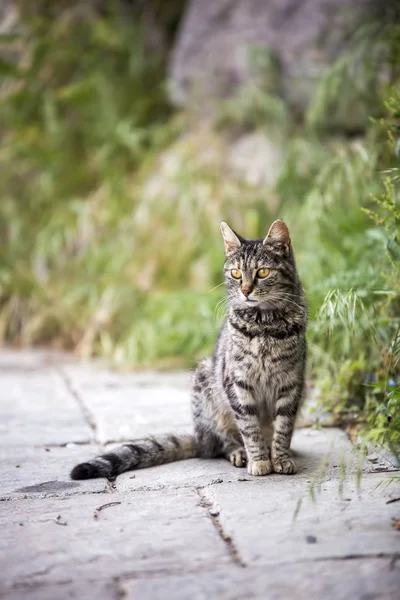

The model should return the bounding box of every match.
[0,349,399,600]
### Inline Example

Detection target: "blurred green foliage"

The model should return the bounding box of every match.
[0,3,399,448]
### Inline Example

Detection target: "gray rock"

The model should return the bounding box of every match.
[169,0,378,124]
[228,132,284,189]
[363,443,400,473]
[0,0,18,34]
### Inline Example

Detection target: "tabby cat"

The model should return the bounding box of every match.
[71,219,307,480]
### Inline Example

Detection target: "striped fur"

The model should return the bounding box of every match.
[70,219,307,480]
[70,434,198,480]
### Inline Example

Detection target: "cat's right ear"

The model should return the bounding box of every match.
[220,222,242,256]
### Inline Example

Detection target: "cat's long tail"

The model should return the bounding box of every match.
[70,434,198,480]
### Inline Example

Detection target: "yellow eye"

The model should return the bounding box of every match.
[231,269,242,279]
[256,268,270,279]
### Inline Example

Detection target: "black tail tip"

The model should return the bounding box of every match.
[70,462,98,480]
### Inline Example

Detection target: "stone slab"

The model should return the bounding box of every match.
[210,470,400,567]
[0,357,89,447]
[121,558,400,600]
[61,363,193,391]
[59,364,194,444]
[0,444,108,499]
[0,489,230,593]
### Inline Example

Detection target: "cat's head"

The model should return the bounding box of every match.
[220,220,300,309]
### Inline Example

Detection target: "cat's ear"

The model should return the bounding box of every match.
[220,222,242,256]
[263,219,291,253]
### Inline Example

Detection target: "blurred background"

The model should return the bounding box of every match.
[0,1,399,447]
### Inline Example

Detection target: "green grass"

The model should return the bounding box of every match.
[0,4,399,449]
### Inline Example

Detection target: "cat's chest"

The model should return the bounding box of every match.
[232,334,284,369]
[230,333,295,392]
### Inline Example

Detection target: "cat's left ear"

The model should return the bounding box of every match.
[220,222,242,256]
[263,219,291,255]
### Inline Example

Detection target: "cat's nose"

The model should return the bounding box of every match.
[241,287,252,297]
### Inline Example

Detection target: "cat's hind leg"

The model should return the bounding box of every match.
[227,446,247,468]
[192,359,225,459]
[192,359,249,469]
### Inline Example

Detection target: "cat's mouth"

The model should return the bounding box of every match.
[242,296,280,310]
[241,297,259,305]
[239,294,276,308]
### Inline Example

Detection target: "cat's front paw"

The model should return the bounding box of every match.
[272,456,297,474]
[248,459,272,476]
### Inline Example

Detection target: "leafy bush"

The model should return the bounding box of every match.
[303,90,400,451]
[0,6,181,362]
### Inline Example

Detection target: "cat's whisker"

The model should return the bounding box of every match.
[263,293,306,313]
[209,281,225,292]
[213,296,229,325]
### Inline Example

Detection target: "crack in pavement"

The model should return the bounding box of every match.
[0,476,227,503]
[34,441,94,448]
[109,554,400,578]
[310,552,400,565]
[2,553,399,595]
[0,486,114,502]
[54,366,101,449]
[260,552,400,571]
[196,486,246,568]
[113,577,128,599]
[2,577,75,595]
[2,553,399,598]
